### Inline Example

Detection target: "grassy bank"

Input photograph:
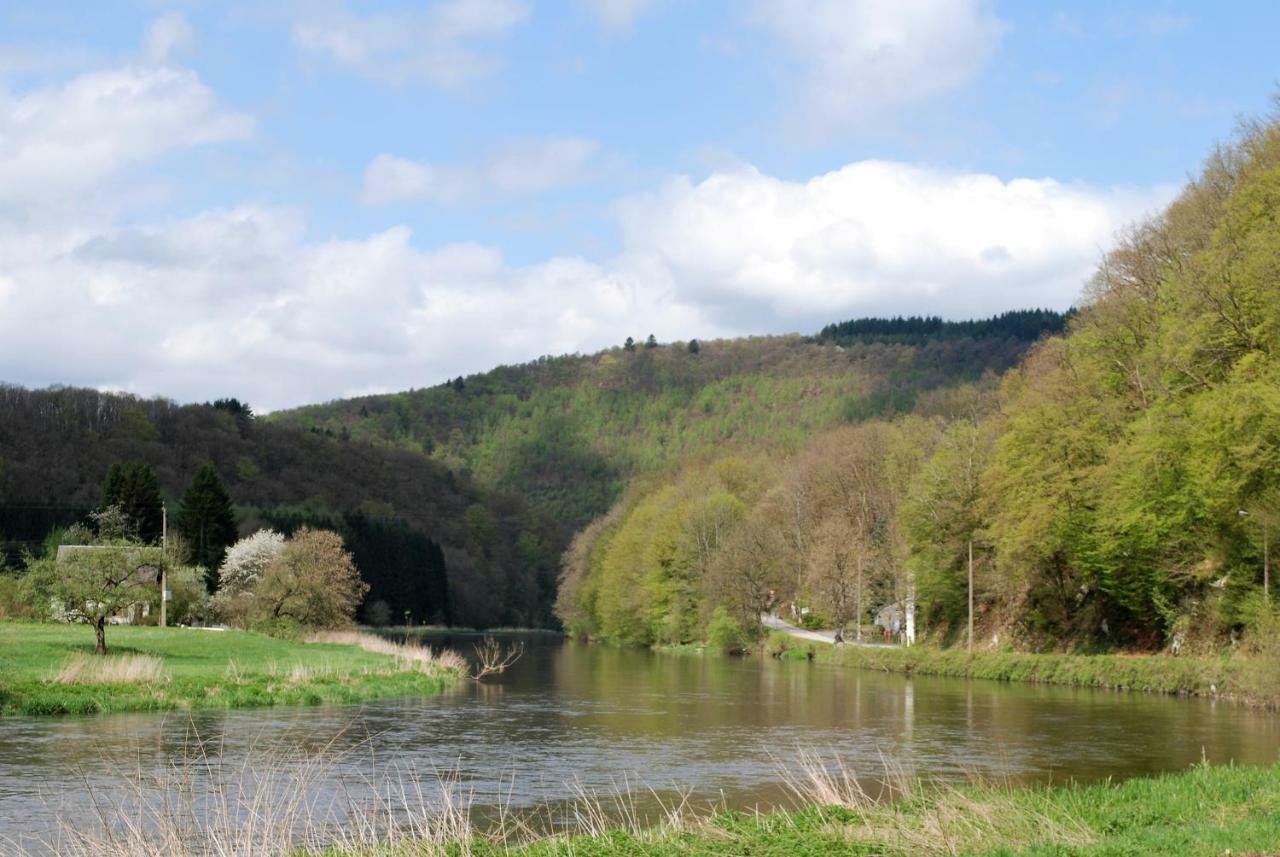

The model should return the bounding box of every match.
[0,621,465,716]
[463,761,1280,857]
[812,640,1280,708]
[26,757,1280,856]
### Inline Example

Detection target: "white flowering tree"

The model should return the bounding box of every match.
[217,529,285,596]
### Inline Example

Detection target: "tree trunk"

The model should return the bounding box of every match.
[855,556,863,642]
[94,619,107,656]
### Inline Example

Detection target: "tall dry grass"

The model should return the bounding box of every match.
[306,631,467,675]
[52,654,166,685]
[0,744,1098,857]
[781,750,1094,856]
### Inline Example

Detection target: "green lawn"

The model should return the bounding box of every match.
[0,621,463,716]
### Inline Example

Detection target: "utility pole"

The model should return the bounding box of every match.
[967,538,974,654]
[160,502,168,628]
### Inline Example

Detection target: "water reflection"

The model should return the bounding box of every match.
[0,634,1276,845]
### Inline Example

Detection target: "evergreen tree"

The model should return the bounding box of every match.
[645,334,658,349]
[623,336,636,351]
[687,339,700,355]
[177,463,238,591]
[101,462,164,544]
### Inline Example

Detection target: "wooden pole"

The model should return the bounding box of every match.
[967,538,974,654]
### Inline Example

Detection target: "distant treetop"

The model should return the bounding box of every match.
[815,309,1071,346]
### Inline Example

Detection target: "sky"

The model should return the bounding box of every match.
[0,1,1277,412]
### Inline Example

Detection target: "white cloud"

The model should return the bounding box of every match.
[0,63,252,212]
[614,160,1170,324]
[293,0,530,88]
[362,137,600,205]
[751,0,1005,133]
[579,0,660,32]
[2,156,1167,411]
[0,19,1170,413]
[0,206,721,410]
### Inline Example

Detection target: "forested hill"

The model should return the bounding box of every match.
[273,315,1065,530]
[0,387,562,628]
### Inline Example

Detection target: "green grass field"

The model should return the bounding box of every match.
[0,621,464,716]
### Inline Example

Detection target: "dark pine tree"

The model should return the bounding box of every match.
[687,338,700,354]
[177,463,238,590]
[623,336,636,352]
[101,462,164,544]
[644,334,658,349]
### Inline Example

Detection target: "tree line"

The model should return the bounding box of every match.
[0,389,563,628]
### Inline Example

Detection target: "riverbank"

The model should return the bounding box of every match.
[758,614,1280,708]
[813,641,1280,708]
[0,622,465,716]
[31,758,1280,856]
[468,761,1280,857]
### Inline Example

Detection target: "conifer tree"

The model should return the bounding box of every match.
[101,462,164,544]
[177,463,238,591]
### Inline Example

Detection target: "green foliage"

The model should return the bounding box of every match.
[102,461,164,543]
[275,333,1040,531]
[177,463,238,588]
[706,606,749,655]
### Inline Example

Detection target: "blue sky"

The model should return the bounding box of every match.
[1,1,1277,409]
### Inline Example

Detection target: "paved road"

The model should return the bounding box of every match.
[761,614,894,648]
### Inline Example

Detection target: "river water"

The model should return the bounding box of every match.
[0,632,1277,847]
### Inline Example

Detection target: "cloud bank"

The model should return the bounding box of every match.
[0,13,1170,412]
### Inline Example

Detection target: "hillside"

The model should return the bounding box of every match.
[274,312,1065,530]
[0,387,561,628]
[557,111,1280,654]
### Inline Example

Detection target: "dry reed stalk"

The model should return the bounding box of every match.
[305,631,467,675]
[52,654,166,685]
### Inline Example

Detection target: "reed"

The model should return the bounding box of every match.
[51,654,166,685]
[306,631,468,675]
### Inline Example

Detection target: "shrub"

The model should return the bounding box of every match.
[765,630,794,658]
[707,607,750,655]
[0,570,44,620]
[248,528,368,633]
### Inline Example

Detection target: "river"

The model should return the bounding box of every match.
[0,632,1276,848]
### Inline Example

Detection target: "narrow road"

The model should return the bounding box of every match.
[761,614,893,648]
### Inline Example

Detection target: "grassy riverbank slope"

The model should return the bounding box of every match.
[315,761,1280,857]
[809,641,1280,708]
[0,622,463,716]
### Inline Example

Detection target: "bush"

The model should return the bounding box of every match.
[765,630,793,658]
[799,611,827,631]
[707,607,750,655]
[0,569,44,620]
[1239,592,1280,657]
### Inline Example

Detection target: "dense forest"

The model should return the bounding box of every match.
[815,309,1069,347]
[556,112,1280,653]
[2,312,1060,630]
[0,388,560,627]
[274,317,1062,530]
